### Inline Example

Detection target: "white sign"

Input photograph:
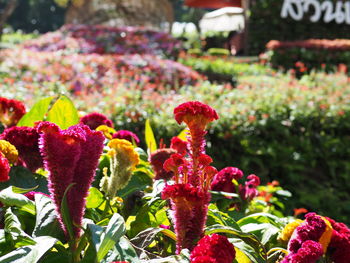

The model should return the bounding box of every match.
[281,0,350,24]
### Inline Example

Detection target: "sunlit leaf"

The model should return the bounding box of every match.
[17,97,53,127]
[145,119,157,153]
[47,95,79,129]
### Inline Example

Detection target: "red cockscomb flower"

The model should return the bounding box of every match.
[281,240,323,263]
[170,136,188,155]
[190,234,236,263]
[239,174,260,201]
[112,130,140,145]
[0,97,26,127]
[80,112,113,130]
[150,148,176,180]
[38,121,104,239]
[0,154,10,182]
[0,126,43,172]
[211,167,243,193]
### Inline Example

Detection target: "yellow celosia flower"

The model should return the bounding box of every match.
[96,125,116,140]
[279,219,303,242]
[107,139,139,169]
[319,217,333,253]
[0,140,18,164]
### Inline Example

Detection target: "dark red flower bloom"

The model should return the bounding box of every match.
[38,121,104,239]
[190,234,236,263]
[239,174,260,201]
[0,154,10,182]
[282,240,323,263]
[170,136,188,155]
[0,97,26,127]
[112,130,140,145]
[150,148,176,180]
[211,167,244,193]
[0,126,43,172]
[80,112,113,130]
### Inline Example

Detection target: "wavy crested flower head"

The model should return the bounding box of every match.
[150,148,177,180]
[174,101,218,131]
[107,139,139,170]
[96,125,116,139]
[0,154,10,182]
[0,140,18,164]
[0,126,42,172]
[112,130,140,145]
[80,112,113,130]
[0,97,26,127]
[38,121,104,239]
[162,183,210,252]
[211,167,244,193]
[325,217,350,263]
[281,240,323,263]
[279,219,304,243]
[190,234,236,263]
[170,136,188,155]
[239,174,260,201]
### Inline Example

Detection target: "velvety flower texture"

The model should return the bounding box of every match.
[38,122,104,239]
[0,154,10,182]
[0,97,26,127]
[170,136,188,155]
[150,148,177,180]
[0,126,43,172]
[190,234,236,263]
[112,130,140,145]
[281,240,323,263]
[80,112,113,130]
[0,140,18,164]
[211,167,244,193]
[326,217,350,263]
[162,102,219,253]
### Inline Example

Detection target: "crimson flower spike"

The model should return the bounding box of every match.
[162,101,219,253]
[37,122,104,240]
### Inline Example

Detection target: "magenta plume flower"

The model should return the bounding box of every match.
[0,97,26,128]
[150,148,177,180]
[0,126,43,172]
[80,112,113,130]
[239,174,260,201]
[190,234,236,263]
[37,121,104,239]
[112,130,140,145]
[211,167,244,193]
[281,240,323,263]
[0,154,10,182]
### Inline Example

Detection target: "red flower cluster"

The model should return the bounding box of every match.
[0,126,43,172]
[0,97,26,127]
[0,154,10,182]
[150,148,177,180]
[211,167,243,193]
[326,217,350,263]
[282,240,323,263]
[80,112,113,130]
[190,234,236,263]
[266,39,350,51]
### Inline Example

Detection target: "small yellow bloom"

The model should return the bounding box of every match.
[108,139,140,170]
[279,219,303,242]
[0,140,18,164]
[96,125,116,140]
[319,217,333,253]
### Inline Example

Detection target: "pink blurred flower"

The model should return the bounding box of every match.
[112,130,140,145]
[0,97,26,128]
[211,167,244,193]
[0,154,10,182]
[80,112,113,130]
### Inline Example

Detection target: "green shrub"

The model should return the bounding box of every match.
[207,48,230,57]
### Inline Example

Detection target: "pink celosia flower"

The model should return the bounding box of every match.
[80,112,113,130]
[170,136,188,155]
[190,234,236,263]
[281,240,323,263]
[0,97,26,127]
[211,167,244,193]
[239,174,260,201]
[0,154,10,182]
[162,102,219,253]
[0,126,43,172]
[37,121,104,239]
[325,217,350,263]
[112,130,140,145]
[150,148,176,180]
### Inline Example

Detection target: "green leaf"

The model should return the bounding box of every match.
[0,187,35,215]
[12,186,38,194]
[60,183,76,241]
[237,213,284,228]
[46,95,79,129]
[130,227,176,250]
[97,213,126,262]
[32,194,65,240]
[117,170,153,199]
[101,236,140,263]
[145,119,157,154]
[17,97,53,127]
[86,187,104,209]
[205,224,267,263]
[0,236,57,263]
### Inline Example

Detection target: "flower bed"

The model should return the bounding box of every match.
[0,98,349,262]
[264,39,350,73]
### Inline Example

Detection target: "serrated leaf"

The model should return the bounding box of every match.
[17,97,53,127]
[145,119,157,153]
[97,213,126,262]
[86,187,104,209]
[0,236,57,263]
[47,95,79,129]
[0,187,35,215]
